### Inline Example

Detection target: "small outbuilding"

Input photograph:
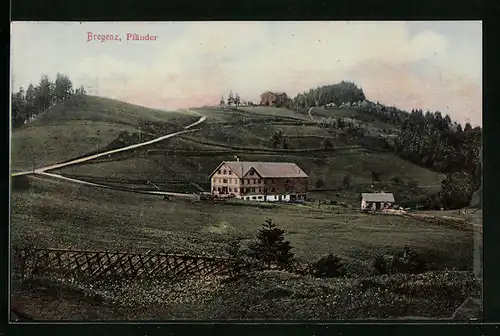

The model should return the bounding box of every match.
[361,192,395,211]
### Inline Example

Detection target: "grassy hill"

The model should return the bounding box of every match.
[51,104,444,206]
[10,99,476,320]
[11,175,473,272]
[10,95,199,172]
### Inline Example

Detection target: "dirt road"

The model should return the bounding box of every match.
[11,112,206,177]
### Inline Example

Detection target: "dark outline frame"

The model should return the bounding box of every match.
[5,0,498,335]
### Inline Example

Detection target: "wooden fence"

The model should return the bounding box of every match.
[13,247,247,282]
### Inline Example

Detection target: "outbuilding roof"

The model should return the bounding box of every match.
[361,192,395,202]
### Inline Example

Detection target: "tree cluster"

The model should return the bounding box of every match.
[373,246,427,275]
[269,130,289,149]
[225,90,241,107]
[394,109,481,208]
[293,81,366,109]
[356,102,409,126]
[11,73,85,128]
[395,110,481,174]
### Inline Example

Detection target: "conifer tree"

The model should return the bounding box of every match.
[247,219,294,269]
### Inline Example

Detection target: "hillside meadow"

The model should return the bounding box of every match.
[11,175,473,273]
[49,103,444,206]
[10,96,199,172]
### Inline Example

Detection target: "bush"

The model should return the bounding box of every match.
[311,253,345,278]
[406,179,419,190]
[373,255,391,275]
[391,176,403,185]
[226,238,245,260]
[315,179,324,188]
[11,175,31,191]
[373,247,427,275]
[392,247,427,274]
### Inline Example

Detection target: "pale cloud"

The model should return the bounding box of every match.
[11,21,481,125]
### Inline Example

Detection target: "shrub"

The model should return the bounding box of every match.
[342,174,351,188]
[373,255,391,275]
[226,238,245,260]
[315,179,324,188]
[311,253,345,278]
[391,176,403,185]
[406,179,419,190]
[392,247,427,274]
[11,175,31,191]
[373,247,427,275]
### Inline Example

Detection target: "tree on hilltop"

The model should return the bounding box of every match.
[25,84,36,121]
[75,85,87,95]
[54,73,73,103]
[234,93,241,107]
[227,90,235,106]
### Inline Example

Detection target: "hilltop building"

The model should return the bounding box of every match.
[209,161,308,202]
[361,192,395,211]
[260,91,288,106]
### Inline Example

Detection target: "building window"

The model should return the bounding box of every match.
[235,188,239,193]
[258,179,262,183]
[218,170,221,174]
[250,171,254,176]
[285,179,289,183]
[271,188,275,192]
[223,179,228,183]
[252,196,256,200]
[229,171,232,175]
[258,196,263,199]
[223,170,227,174]
[251,188,255,192]
[213,188,216,192]
[218,187,221,192]
[253,179,256,184]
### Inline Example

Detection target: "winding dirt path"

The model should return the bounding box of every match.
[11,109,207,196]
[11,111,206,177]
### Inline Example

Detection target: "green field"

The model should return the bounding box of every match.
[11,175,473,273]
[46,102,444,205]
[11,96,199,172]
[10,98,479,320]
[10,100,468,266]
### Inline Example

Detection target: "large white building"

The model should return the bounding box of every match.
[209,161,309,202]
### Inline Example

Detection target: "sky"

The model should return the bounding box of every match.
[11,21,482,126]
